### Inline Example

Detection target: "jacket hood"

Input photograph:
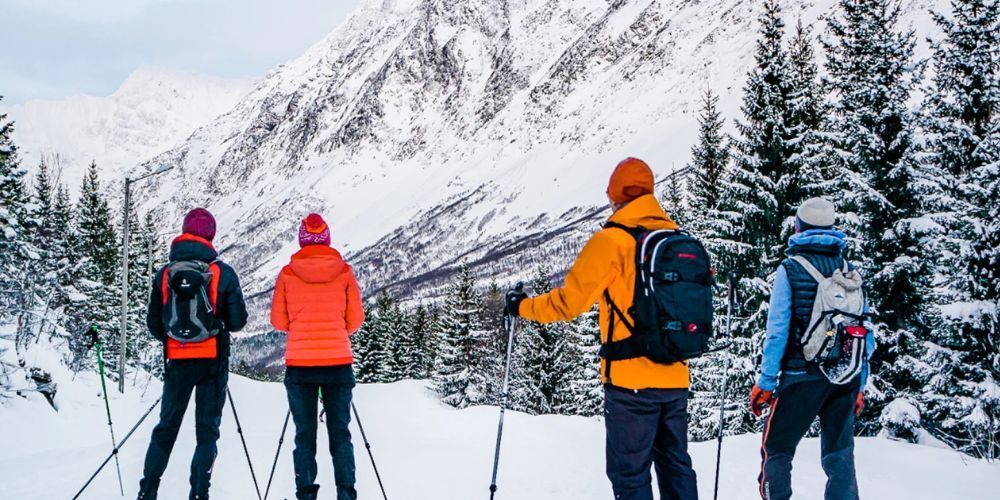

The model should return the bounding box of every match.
[169,233,218,263]
[607,194,679,230]
[287,245,347,283]
[786,229,847,256]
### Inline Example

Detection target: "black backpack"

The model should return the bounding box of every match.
[161,260,222,344]
[601,222,715,369]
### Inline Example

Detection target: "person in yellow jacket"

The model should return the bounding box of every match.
[505,157,698,500]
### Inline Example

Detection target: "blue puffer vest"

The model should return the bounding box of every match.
[779,230,852,370]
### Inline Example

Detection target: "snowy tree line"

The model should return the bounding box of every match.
[0,108,167,396]
[350,265,603,417]
[663,0,999,458]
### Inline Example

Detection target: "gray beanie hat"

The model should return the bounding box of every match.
[796,197,836,231]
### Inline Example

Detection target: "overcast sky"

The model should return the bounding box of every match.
[0,0,360,104]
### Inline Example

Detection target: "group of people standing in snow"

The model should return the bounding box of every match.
[135,157,872,500]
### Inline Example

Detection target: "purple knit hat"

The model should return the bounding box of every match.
[299,213,331,247]
[182,208,216,242]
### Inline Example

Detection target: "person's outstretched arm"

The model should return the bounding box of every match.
[270,272,289,333]
[519,230,619,324]
[344,266,365,334]
[758,266,793,392]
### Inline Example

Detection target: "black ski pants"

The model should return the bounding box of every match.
[285,380,357,500]
[138,359,227,500]
[758,377,860,500]
[604,386,698,500]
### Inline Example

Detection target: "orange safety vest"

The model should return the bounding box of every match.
[162,261,222,360]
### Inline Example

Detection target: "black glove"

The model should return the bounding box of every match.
[505,283,527,318]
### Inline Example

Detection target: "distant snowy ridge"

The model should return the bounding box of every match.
[0,66,252,191]
[115,1,940,321]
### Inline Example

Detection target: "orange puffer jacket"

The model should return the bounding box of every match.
[518,194,690,390]
[270,245,365,367]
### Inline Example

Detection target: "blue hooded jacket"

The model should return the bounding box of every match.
[756,229,875,391]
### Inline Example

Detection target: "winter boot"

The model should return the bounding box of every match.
[136,478,159,500]
[296,484,320,500]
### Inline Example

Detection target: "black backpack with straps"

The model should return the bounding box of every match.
[601,222,715,371]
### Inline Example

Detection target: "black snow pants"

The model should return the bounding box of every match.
[285,379,357,500]
[604,386,698,500]
[138,359,228,500]
[758,376,860,500]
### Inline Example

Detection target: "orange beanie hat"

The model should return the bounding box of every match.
[607,157,654,205]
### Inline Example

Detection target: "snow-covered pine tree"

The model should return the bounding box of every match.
[75,162,121,373]
[354,294,397,383]
[0,99,40,357]
[380,294,412,381]
[431,265,489,408]
[822,0,931,433]
[51,183,92,367]
[509,268,570,414]
[553,308,603,417]
[351,298,381,383]
[784,19,828,214]
[685,88,730,237]
[407,303,433,378]
[659,168,687,227]
[919,0,1000,458]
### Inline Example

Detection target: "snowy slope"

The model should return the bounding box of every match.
[116,0,944,321]
[0,66,252,190]
[0,374,997,499]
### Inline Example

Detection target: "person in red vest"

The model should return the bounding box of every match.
[271,213,365,500]
[138,208,248,500]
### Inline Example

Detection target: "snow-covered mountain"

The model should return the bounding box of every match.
[0,66,252,190]
[124,0,942,331]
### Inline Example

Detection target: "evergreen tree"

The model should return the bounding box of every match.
[431,265,489,408]
[554,308,603,417]
[685,88,730,236]
[75,162,121,374]
[409,303,434,378]
[78,162,119,285]
[822,0,930,432]
[354,294,397,383]
[509,268,569,414]
[659,168,687,227]
[0,98,41,356]
[920,0,1000,458]
[784,19,828,213]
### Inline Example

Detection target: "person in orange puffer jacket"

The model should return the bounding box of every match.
[270,213,365,500]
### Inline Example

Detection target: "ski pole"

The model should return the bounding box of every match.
[489,285,522,500]
[73,397,161,500]
[713,274,736,500]
[91,326,125,496]
[353,402,388,500]
[227,388,262,500]
[263,409,291,500]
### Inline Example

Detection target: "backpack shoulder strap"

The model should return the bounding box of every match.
[790,255,827,283]
[603,221,646,238]
[160,269,169,306]
[208,261,222,309]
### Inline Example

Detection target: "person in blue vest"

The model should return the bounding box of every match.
[749,198,875,500]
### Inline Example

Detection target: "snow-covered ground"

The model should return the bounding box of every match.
[1,373,997,500]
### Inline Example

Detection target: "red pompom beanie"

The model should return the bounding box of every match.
[607,157,655,205]
[182,208,216,242]
[299,213,331,247]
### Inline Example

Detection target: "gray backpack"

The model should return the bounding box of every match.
[792,256,868,385]
[162,260,222,344]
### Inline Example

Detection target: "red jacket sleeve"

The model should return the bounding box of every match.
[270,271,290,332]
[344,266,365,334]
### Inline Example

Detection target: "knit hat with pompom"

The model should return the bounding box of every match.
[298,213,331,247]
